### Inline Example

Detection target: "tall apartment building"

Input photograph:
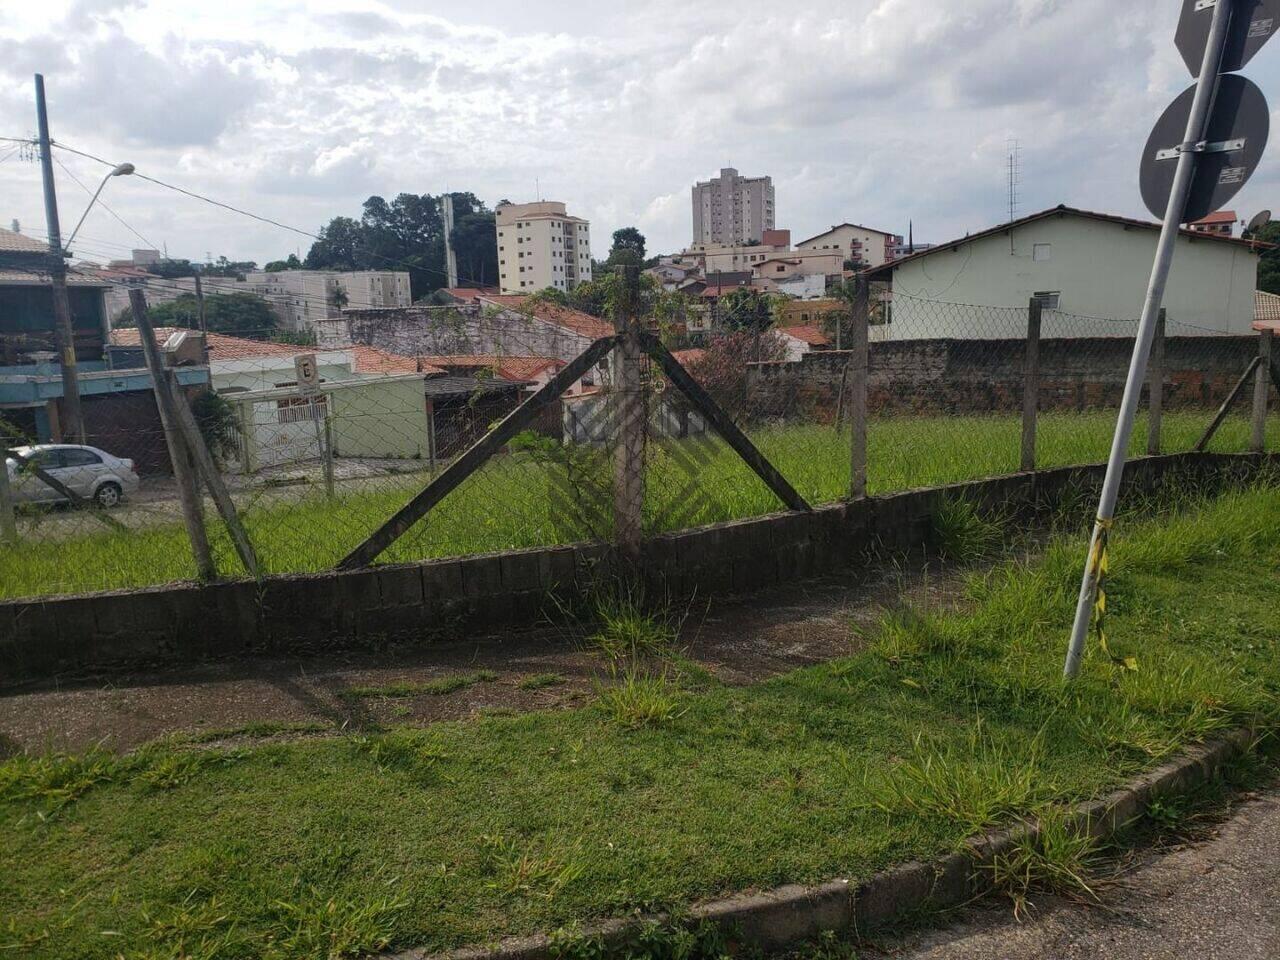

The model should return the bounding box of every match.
[241,270,412,331]
[691,168,775,246]
[495,201,593,295]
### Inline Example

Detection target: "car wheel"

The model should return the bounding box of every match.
[94,482,123,508]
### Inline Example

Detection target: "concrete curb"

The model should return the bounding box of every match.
[385,727,1259,960]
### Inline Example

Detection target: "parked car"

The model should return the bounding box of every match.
[4,444,141,508]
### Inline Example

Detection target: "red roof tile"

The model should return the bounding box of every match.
[349,344,444,376]
[416,354,565,383]
[110,327,300,361]
[440,286,499,303]
[781,324,831,347]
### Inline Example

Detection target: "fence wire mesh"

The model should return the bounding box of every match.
[1,279,1274,603]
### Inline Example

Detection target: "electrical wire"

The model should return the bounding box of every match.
[52,154,160,251]
[49,140,500,289]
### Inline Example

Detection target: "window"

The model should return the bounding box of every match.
[60,448,102,468]
[1033,291,1061,309]
[276,395,326,424]
[1032,243,1052,262]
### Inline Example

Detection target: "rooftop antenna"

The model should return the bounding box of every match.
[10,219,18,234]
[535,177,541,201]
[1006,137,1022,253]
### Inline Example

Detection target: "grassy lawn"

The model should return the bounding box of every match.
[3,483,1279,958]
[0,409,1273,602]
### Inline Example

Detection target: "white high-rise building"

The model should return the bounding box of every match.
[496,201,593,295]
[691,168,775,246]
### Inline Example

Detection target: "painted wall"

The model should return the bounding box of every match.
[886,214,1259,337]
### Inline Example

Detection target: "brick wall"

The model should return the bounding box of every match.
[747,336,1262,421]
[1,452,1270,683]
[343,305,592,363]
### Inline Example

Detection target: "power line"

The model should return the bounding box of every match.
[48,140,495,288]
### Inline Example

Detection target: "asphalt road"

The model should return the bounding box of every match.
[867,788,1280,960]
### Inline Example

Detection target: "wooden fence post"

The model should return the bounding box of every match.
[1147,308,1166,456]
[849,278,869,499]
[1251,328,1272,453]
[612,265,645,564]
[130,289,218,582]
[1021,297,1042,473]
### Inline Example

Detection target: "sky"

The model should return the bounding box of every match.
[2,0,1279,276]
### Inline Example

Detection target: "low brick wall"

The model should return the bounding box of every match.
[748,336,1263,420]
[0,453,1270,683]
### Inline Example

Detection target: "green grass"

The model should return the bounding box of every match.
[4,484,1280,958]
[3,409,1274,601]
[340,671,499,701]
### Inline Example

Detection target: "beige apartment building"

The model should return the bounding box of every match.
[692,168,775,246]
[241,270,411,331]
[797,223,903,269]
[496,201,593,294]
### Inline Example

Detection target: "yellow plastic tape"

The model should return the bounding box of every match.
[1089,517,1137,672]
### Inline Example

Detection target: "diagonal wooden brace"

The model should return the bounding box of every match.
[337,334,621,570]
[640,332,812,513]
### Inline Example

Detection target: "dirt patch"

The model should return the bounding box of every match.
[0,558,965,753]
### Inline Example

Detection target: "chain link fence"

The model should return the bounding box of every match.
[1,282,1273,602]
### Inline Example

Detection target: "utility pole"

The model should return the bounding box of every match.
[442,194,459,289]
[193,270,208,333]
[35,74,84,443]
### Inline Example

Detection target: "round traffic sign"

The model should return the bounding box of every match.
[1175,0,1279,77]
[1139,74,1270,222]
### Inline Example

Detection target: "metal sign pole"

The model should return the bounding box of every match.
[1064,0,1235,679]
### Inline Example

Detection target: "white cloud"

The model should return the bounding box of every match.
[0,0,1276,270]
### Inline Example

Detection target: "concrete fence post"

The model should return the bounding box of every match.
[849,278,869,500]
[1251,327,1272,453]
[1148,309,1166,456]
[0,454,16,545]
[1020,297,1042,473]
[612,265,645,564]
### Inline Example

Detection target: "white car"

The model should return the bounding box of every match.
[5,444,141,508]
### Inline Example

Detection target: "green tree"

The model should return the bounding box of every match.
[264,254,303,272]
[610,227,646,261]
[304,216,364,271]
[118,292,278,339]
[450,210,498,287]
[1245,221,1280,294]
[717,287,775,332]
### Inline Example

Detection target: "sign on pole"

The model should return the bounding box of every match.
[294,353,320,393]
[1064,0,1276,679]
[1176,0,1279,76]
[1139,74,1270,223]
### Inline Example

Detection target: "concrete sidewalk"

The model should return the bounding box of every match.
[867,788,1280,960]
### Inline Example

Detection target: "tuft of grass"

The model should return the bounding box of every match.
[932,496,1009,563]
[0,747,119,812]
[866,722,1053,835]
[596,668,685,730]
[350,728,449,780]
[481,834,586,901]
[586,595,678,662]
[518,673,567,691]
[989,806,1103,919]
[341,671,499,701]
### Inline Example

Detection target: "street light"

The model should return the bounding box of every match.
[64,162,135,252]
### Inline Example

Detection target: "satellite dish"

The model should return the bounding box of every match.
[1176,0,1280,77]
[1247,209,1273,233]
[1139,74,1270,222]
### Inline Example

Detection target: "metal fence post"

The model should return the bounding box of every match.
[612,265,645,563]
[1147,309,1166,456]
[1021,297,1042,473]
[849,278,869,499]
[323,408,336,497]
[1252,328,1272,453]
[130,289,217,582]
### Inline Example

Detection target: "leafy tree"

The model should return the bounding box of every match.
[147,259,197,279]
[117,292,277,339]
[203,256,257,278]
[717,287,776,332]
[610,227,646,261]
[528,286,570,307]
[683,330,787,417]
[305,216,364,271]
[190,390,240,463]
[1245,221,1280,294]
[264,254,303,272]
[451,210,498,287]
